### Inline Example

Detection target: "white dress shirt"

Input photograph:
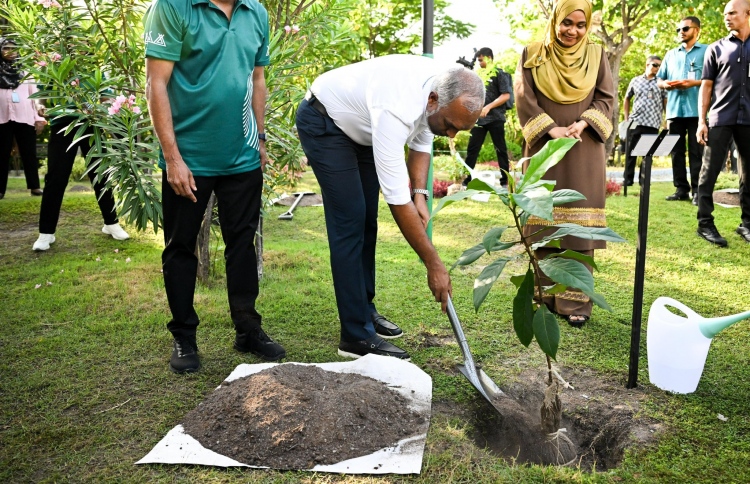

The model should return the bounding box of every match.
[311,55,441,205]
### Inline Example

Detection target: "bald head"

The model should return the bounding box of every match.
[725,0,750,33]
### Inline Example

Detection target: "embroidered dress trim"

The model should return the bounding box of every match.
[581,108,613,139]
[546,290,590,302]
[528,207,606,227]
[523,112,555,143]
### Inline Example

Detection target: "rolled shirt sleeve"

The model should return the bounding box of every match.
[255,13,270,66]
[370,108,413,205]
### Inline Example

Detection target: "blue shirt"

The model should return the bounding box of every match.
[657,43,707,119]
[702,34,750,127]
[144,0,270,176]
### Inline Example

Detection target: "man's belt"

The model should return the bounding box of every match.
[305,91,329,118]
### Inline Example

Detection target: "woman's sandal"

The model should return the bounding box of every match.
[565,315,589,328]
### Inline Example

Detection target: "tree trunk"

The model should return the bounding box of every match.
[255,215,264,281]
[196,192,216,284]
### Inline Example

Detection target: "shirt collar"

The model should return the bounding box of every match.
[191,0,254,9]
[679,42,703,53]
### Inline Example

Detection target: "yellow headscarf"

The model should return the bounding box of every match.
[524,0,601,105]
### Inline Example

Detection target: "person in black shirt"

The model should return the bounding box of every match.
[462,47,513,186]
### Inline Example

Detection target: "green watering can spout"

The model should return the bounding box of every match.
[698,309,750,339]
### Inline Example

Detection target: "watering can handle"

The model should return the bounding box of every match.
[657,297,700,320]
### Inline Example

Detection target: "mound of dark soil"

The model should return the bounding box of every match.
[181,364,427,470]
[714,190,740,207]
[275,194,323,207]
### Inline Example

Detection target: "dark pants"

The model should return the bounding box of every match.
[696,125,750,229]
[623,125,659,186]
[162,169,264,339]
[295,99,379,343]
[38,121,118,233]
[668,117,703,196]
[464,120,509,185]
[0,120,40,193]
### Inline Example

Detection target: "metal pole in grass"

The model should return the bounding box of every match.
[627,129,669,388]
[423,0,434,239]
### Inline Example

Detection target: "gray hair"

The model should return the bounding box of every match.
[430,66,485,113]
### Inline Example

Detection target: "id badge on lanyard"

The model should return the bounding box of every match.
[11,91,20,103]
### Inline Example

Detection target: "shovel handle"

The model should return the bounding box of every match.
[446,296,478,367]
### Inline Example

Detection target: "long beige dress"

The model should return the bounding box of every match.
[516,46,615,316]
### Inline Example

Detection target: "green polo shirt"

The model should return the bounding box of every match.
[144,0,270,176]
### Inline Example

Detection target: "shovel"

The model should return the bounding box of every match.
[647,297,750,394]
[446,296,505,406]
[278,192,314,220]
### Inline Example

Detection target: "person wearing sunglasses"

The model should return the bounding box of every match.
[622,55,667,187]
[656,16,707,205]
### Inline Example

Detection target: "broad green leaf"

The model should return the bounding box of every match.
[544,249,599,271]
[490,241,518,252]
[513,270,535,347]
[519,211,531,227]
[543,283,568,295]
[533,305,560,359]
[525,179,557,191]
[518,138,578,191]
[531,223,627,249]
[538,258,595,295]
[431,189,483,219]
[466,177,499,193]
[473,258,509,311]
[482,227,508,253]
[551,189,587,206]
[510,274,527,289]
[511,191,554,221]
[588,292,613,312]
[451,243,486,270]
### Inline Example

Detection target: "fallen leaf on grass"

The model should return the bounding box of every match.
[34,284,41,289]
[718,414,728,422]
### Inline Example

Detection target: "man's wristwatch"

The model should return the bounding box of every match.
[258,133,266,141]
[412,188,430,197]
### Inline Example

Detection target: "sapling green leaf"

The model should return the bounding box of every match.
[518,138,578,191]
[513,270,535,346]
[544,249,599,271]
[538,257,595,295]
[431,189,483,219]
[511,190,554,220]
[473,258,510,311]
[482,227,508,253]
[451,243,487,270]
[551,189,587,206]
[532,305,560,359]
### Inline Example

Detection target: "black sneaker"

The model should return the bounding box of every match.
[666,191,690,201]
[697,226,728,247]
[234,327,286,361]
[371,311,403,339]
[338,335,410,360]
[169,336,199,374]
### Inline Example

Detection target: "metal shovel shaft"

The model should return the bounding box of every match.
[278,192,312,220]
[446,297,504,403]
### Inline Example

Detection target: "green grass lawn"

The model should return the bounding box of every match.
[1,173,749,483]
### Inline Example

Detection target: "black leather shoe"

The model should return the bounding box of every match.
[169,336,200,374]
[692,193,698,206]
[666,191,690,201]
[697,226,728,247]
[234,327,286,361]
[736,225,750,242]
[338,335,410,360]
[371,311,403,339]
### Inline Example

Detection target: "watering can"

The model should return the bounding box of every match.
[647,297,750,394]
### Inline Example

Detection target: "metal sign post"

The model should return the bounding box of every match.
[626,130,680,389]
[423,0,434,239]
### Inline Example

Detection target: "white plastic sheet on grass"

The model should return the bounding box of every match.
[136,354,432,475]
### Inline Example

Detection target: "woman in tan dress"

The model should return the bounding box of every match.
[515,0,615,327]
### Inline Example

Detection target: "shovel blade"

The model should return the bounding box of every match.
[457,364,504,402]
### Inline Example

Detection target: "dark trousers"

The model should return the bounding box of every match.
[162,169,264,339]
[696,125,750,229]
[464,120,509,185]
[623,125,659,186]
[38,122,118,234]
[0,121,40,193]
[668,117,703,196]
[295,99,379,342]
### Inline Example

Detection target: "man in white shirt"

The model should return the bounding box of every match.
[295,55,484,360]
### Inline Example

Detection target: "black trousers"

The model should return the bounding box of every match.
[295,99,380,343]
[162,169,264,339]
[696,125,750,229]
[623,125,659,186]
[38,122,118,234]
[464,120,509,185]
[668,117,703,196]
[0,120,40,193]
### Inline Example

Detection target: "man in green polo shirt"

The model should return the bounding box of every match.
[144,0,285,374]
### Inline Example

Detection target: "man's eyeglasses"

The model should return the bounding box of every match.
[676,26,695,33]
[648,63,661,68]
